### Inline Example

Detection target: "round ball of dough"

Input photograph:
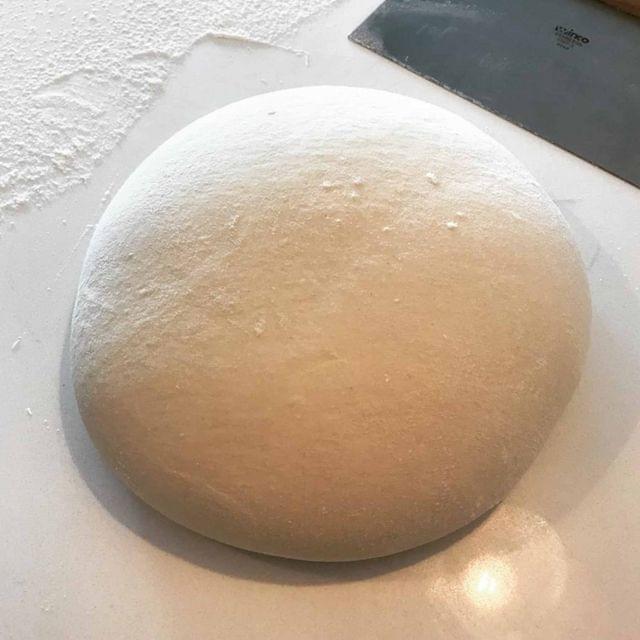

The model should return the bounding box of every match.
[71,86,590,561]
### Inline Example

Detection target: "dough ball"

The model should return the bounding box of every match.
[71,86,590,561]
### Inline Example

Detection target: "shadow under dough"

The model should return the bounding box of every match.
[59,211,640,584]
[59,330,492,585]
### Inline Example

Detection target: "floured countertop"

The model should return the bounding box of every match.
[0,0,329,213]
[1,1,639,638]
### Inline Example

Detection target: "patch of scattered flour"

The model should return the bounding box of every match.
[0,0,338,213]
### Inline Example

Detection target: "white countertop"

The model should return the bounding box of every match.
[2,1,639,638]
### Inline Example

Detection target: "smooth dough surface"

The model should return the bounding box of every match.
[71,86,591,561]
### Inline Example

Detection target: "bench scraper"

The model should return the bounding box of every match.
[350,0,640,189]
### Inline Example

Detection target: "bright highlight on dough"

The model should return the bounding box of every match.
[71,86,590,561]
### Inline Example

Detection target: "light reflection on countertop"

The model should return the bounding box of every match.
[426,504,569,638]
[463,555,516,611]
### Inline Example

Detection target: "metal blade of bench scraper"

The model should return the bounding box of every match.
[350,0,640,189]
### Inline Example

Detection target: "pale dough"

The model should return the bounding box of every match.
[71,86,591,561]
